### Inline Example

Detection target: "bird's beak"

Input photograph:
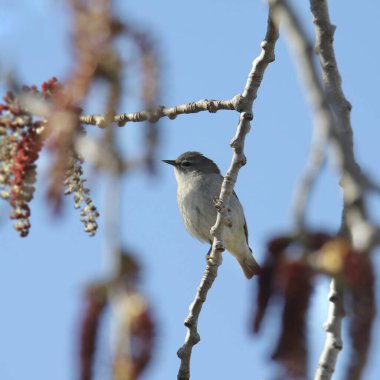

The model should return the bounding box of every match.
[162,159,176,166]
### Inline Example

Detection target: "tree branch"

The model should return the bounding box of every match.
[176,9,279,380]
[309,2,376,378]
[309,0,351,138]
[79,97,240,127]
[305,4,350,376]
[308,0,365,242]
[292,127,326,230]
[314,280,344,380]
[269,0,380,251]
[268,1,378,379]
[268,2,349,379]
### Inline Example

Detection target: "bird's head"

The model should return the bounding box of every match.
[163,151,220,176]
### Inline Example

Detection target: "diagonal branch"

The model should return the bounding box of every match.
[292,126,327,231]
[176,8,279,380]
[269,0,379,252]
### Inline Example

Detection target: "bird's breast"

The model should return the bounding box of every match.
[176,175,217,243]
[175,173,248,255]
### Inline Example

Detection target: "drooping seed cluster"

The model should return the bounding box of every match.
[0,78,99,237]
[252,232,374,379]
[64,153,99,236]
[79,253,155,380]
[0,89,45,236]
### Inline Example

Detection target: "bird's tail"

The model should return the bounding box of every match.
[237,251,261,279]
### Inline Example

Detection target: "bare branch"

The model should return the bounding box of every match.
[268,1,379,378]
[269,0,380,251]
[308,0,365,239]
[268,2,347,379]
[304,5,351,377]
[293,128,326,230]
[308,2,378,377]
[79,97,240,127]
[268,2,350,379]
[176,9,279,380]
[309,0,351,137]
[314,280,344,380]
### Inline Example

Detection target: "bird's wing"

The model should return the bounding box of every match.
[232,190,249,244]
[243,216,249,244]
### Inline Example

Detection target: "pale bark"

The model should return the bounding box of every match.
[309,2,376,377]
[268,1,377,379]
[269,0,378,247]
[314,280,344,380]
[176,9,279,380]
[79,98,239,127]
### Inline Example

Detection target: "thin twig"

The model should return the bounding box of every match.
[176,9,279,380]
[79,97,240,127]
[293,128,326,230]
[314,280,344,380]
[269,0,379,252]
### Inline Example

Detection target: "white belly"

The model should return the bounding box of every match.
[176,172,249,256]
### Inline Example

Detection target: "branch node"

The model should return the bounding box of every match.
[184,315,196,328]
[332,338,343,351]
[210,241,224,253]
[206,100,218,113]
[97,119,108,129]
[177,347,186,359]
[148,105,165,122]
[213,197,225,213]
[241,111,253,121]
[117,120,127,127]
[232,93,245,111]
[230,137,239,149]
[239,155,247,167]
[260,40,268,50]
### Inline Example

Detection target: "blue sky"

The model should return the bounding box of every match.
[0,1,380,379]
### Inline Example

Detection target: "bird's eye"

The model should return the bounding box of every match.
[181,161,191,167]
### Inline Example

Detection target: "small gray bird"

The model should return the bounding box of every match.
[163,151,260,279]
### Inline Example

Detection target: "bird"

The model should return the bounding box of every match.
[163,151,260,279]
